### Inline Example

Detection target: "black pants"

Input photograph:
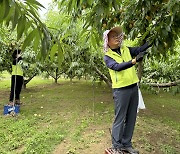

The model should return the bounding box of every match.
[112,84,138,149]
[9,75,23,102]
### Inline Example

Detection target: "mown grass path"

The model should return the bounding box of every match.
[0,79,179,154]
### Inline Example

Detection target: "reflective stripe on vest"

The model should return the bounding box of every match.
[12,63,23,76]
[105,46,139,88]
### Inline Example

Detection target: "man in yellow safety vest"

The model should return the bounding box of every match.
[103,26,151,154]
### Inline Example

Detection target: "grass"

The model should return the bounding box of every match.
[0,74,179,154]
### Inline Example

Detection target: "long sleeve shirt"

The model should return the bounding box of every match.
[104,42,151,71]
[13,57,22,65]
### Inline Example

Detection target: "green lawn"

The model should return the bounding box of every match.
[0,76,179,154]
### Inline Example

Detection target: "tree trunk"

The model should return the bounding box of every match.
[93,66,112,87]
[54,68,58,84]
[69,71,73,82]
[138,61,143,82]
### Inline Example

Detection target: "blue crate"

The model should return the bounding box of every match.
[4,105,20,115]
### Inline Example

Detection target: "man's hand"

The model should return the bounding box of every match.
[132,59,136,65]
[136,51,147,62]
[16,54,21,58]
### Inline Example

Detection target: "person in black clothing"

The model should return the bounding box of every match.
[9,49,24,106]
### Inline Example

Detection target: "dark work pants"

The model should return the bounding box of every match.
[9,75,23,102]
[112,84,138,149]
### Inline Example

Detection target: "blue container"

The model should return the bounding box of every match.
[4,105,20,115]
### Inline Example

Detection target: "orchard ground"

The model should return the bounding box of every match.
[0,72,179,154]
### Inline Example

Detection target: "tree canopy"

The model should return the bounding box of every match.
[58,0,180,57]
[0,0,179,86]
[0,0,52,59]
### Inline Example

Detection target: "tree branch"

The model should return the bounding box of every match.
[93,65,112,87]
[24,73,37,84]
[145,80,180,87]
[46,70,55,80]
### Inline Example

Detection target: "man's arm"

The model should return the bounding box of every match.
[13,56,22,65]
[104,55,135,71]
[129,42,151,57]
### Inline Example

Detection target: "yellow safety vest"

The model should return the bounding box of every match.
[105,46,139,88]
[12,63,23,76]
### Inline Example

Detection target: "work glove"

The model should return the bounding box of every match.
[136,51,147,62]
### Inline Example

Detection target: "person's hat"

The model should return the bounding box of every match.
[108,26,123,36]
[103,26,123,52]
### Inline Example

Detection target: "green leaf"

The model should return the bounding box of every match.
[41,37,47,59]
[60,33,71,42]
[3,0,10,19]
[26,8,42,24]
[33,29,41,51]
[4,7,14,27]
[24,21,32,36]
[50,43,58,61]
[93,31,100,46]
[22,29,37,51]
[141,29,150,41]
[26,0,45,9]
[87,0,93,6]
[129,29,135,40]
[112,0,118,11]
[12,6,19,30]
[71,0,76,12]
[166,26,171,32]
[162,29,168,37]
[155,38,159,47]
[91,33,96,49]
[42,28,51,52]
[0,1,3,21]
[17,15,26,40]
[96,5,104,15]
[57,43,64,67]
[76,0,79,8]
[80,0,83,5]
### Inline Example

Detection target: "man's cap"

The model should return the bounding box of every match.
[108,26,123,36]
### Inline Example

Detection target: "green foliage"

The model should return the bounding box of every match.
[0,31,43,87]
[45,10,108,81]
[22,48,43,81]
[0,43,12,72]
[143,40,180,83]
[58,0,180,58]
[1,0,179,85]
[0,0,52,58]
[0,26,17,72]
[123,0,180,58]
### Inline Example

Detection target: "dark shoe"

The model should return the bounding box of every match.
[121,147,139,154]
[15,100,21,105]
[112,148,124,154]
[8,102,14,106]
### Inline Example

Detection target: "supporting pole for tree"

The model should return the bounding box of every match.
[92,78,95,117]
